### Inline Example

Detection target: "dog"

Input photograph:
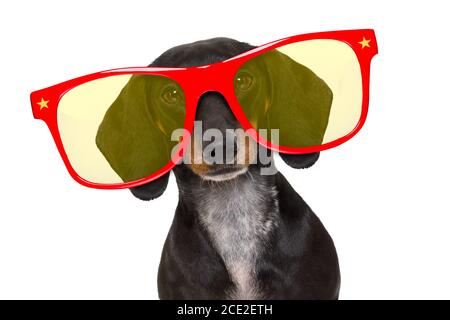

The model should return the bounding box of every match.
[129,38,340,299]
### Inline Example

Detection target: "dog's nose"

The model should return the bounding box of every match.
[204,134,238,165]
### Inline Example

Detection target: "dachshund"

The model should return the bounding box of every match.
[129,37,340,299]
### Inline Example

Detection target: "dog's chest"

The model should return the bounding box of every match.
[198,180,278,299]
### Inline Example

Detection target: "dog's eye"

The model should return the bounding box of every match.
[235,71,254,91]
[161,86,181,104]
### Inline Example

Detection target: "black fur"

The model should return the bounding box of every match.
[158,165,340,299]
[130,174,169,201]
[135,37,340,299]
[279,152,320,169]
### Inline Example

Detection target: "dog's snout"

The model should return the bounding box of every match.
[187,91,255,178]
[196,92,239,131]
[195,92,242,164]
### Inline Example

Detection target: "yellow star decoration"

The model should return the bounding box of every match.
[358,37,371,49]
[37,98,49,110]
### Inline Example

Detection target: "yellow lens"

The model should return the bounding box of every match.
[235,39,362,148]
[58,74,186,184]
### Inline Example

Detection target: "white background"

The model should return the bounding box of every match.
[1,0,449,299]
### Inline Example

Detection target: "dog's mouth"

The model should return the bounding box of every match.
[203,165,248,181]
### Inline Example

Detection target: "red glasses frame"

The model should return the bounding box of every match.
[30,29,378,190]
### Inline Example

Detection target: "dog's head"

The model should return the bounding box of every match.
[125,37,320,200]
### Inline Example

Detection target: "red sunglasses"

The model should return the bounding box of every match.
[30,29,378,189]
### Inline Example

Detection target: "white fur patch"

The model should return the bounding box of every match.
[197,174,279,299]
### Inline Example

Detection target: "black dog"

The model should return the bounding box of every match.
[130,38,340,299]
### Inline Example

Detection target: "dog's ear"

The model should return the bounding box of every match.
[279,152,320,169]
[236,48,333,149]
[130,173,170,201]
[95,75,184,200]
